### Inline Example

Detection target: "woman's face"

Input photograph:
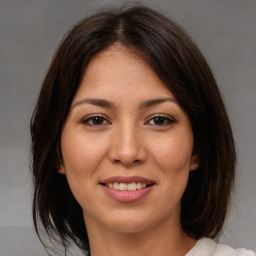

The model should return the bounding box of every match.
[60,45,198,233]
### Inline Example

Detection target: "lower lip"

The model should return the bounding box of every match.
[102,185,154,203]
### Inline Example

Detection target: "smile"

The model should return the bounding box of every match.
[105,182,147,191]
[100,176,155,203]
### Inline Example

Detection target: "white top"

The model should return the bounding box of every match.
[186,237,256,256]
[85,237,255,256]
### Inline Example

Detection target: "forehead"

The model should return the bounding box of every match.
[75,44,174,100]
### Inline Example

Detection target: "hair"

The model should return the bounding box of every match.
[30,4,236,254]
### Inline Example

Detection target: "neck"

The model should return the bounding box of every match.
[85,215,196,256]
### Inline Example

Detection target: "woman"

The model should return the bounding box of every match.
[30,5,255,256]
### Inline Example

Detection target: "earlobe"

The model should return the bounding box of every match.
[56,143,65,174]
[57,165,66,175]
[190,155,200,171]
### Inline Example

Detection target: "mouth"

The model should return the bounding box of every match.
[100,182,154,191]
[100,176,155,191]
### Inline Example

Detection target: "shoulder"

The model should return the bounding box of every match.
[215,242,255,256]
[186,237,256,256]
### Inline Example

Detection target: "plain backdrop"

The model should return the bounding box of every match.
[0,0,255,255]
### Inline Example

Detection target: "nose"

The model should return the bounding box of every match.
[108,123,147,167]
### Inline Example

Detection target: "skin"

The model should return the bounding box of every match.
[60,44,199,256]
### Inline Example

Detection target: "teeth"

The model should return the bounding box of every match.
[119,183,128,190]
[136,182,142,189]
[128,182,136,191]
[113,182,119,190]
[106,182,147,191]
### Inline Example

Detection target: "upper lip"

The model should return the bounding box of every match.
[100,176,156,185]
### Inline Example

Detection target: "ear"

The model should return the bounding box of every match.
[57,164,66,175]
[190,155,200,171]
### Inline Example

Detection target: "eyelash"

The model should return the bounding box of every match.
[145,114,176,126]
[81,114,110,126]
[81,114,176,127]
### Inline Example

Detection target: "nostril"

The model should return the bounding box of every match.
[113,158,141,166]
[108,141,147,166]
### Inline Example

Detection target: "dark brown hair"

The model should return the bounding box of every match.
[30,4,236,254]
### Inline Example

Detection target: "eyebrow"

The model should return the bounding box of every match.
[72,98,115,109]
[139,97,177,108]
[72,97,177,109]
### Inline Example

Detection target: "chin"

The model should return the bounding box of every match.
[107,221,153,234]
[101,211,160,234]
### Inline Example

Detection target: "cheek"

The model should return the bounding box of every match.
[62,132,105,172]
[61,131,109,205]
[150,136,193,208]
[60,130,110,198]
[150,135,194,172]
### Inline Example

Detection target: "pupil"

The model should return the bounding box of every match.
[154,117,164,124]
[93,117,103,125]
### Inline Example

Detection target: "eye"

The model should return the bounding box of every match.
[81,114,110,126]
[146,115,175,126]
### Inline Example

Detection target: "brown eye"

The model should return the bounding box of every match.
[152,117,166,125]
[81,115,110,126]
[146,115,175,126]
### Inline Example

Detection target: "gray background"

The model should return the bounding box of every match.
[0,0,255,255]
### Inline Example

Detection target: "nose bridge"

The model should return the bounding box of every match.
[110,119,146,165]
